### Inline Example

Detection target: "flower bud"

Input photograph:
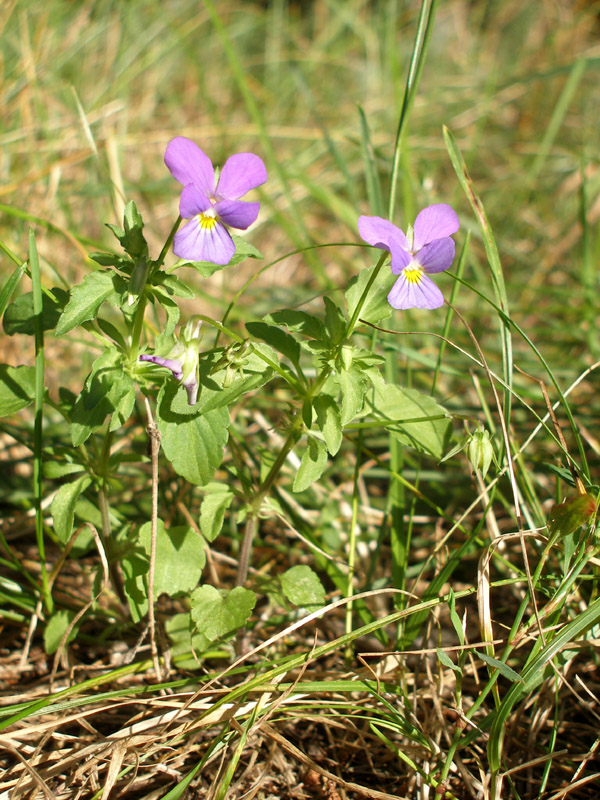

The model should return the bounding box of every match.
[467,429,494,478]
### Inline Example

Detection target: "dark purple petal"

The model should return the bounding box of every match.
[165,137,215,196]
[173,217,235,265]
[139,354,183,380]
[358,215,408,251]
[214,199,260,230]
[417,237,456,274]
[413,204,460,250]
[179,183,212,219]
[387,272,444,310]
[388,236,413,274]
[216,153,267,200]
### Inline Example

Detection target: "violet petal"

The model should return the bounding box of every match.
[173,217,235,265]
[387,272,444,310]
[214,199,260,230]
[179,183,212,219]
[165,137,216,196]
[139,354,183,380]
[358,215,408,251]
[388,236,413,275]
[417,237,456,274]
[217,153,267,200]
[413,204,460,250]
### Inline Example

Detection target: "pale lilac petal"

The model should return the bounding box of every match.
[182,375,198,405]
[358,216,408,251]
[417,237,456,273]
[387,272,444,310]
[179,184,212,219]
[165,137,216,195]
[413,204,460,249]
[217,153,267,200]
[173,217,235,265]
[214,199,260,230]
[388,236,413,274]
[139,354,183,379]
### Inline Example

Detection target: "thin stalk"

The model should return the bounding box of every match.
[344,429,363,662]
[144,396,162,678]
[29,230,53,615]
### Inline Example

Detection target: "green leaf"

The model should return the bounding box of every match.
[478,652,524,684]
[0,364,36,416]
[200,483,234,542]
[345,261,395,325]
[177,234,262,277]
[293,436,328,492]
[437,648,462,675]
[334,364,368,425]
[548,493,596,538]
[71,349,136,446]
[314,394,342,455]
[265,309,327,341]
[364,379,450,459]
[195,343,275,414]
[323,297,346,343]
[153,273,196,299]
[150,287,180,336]
[3,288,68,335]
[56,270,126,335]
[280,565,326,608]
[245,321,301,367]
[106,200,148,258]
[0,262,26,318]
[158,384,229,486]
[44,609,78,654]
[190,585,256,642]
[122,551,149,623]
[51,475,92,544]
[139,520,206,599]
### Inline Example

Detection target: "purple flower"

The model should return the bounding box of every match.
[165,137,267,266]
[139,318,203,405]
[358,204,460,310]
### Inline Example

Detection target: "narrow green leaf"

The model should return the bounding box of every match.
[0,262,26,317]
[44,610,77,654]
[437,649,462,675]
[478,652,523,684]
[199,483,234,542]
[245,321,301,367]
[314,394,342,455]
[265,309,327,341]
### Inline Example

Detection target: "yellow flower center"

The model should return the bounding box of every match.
[197,208,219,230]
[403,266,423,285]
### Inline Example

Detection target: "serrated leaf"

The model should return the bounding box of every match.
[44,610,78,654]
[246,321,301,366]
[56,270,125,335]
[293,436,328,492]
[200,483,234,542]
[265,309,327,341]
[323,297,346,343]
[154,273,196,299]
[139,520,206,599]
[190,585,256,642]
[71,349,136,446]
[3,288,68,335]
[548,493,596,537]
[150,288,180,336]
[314,394,342,455]
[280,565,326,608]
[334,365,368,425]
[51,475,92,544]
[158,385,229,486]
[0,364,36,416]
[345,261,396,325]
[194,343,276,413]
[364,380,450,459]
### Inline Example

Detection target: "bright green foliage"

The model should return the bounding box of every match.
[314,394,342,455]
[56,270,127,336]
[345,261,396,325]
[293,436,328,492]
[190,585,257,643]
[280,565,326,608]
[44,609,78,654]
[548,493,596,538]
[200,483,235,542]
[3,288,68,335]
[0,364,36,416]
[51,475,92,544]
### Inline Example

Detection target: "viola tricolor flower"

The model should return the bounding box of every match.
[358,204,460,310]
[165,136,267,266]
[139,318,203,405]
